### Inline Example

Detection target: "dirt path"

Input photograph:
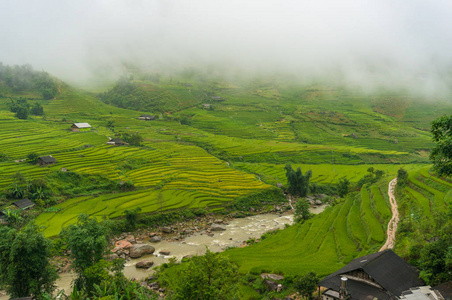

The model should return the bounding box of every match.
[379,178,399,252]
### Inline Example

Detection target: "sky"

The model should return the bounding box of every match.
[1,0,452,94]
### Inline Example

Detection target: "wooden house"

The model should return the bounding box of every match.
[106,138,128,146]
[38,155,57,166]
[13,199,35,210]
[202,104,211,109]
[138,114,156,121]
[71,123,92,132]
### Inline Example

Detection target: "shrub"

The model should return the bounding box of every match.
[26,152,39,164]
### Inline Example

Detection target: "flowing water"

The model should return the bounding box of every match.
[16,205,327,297]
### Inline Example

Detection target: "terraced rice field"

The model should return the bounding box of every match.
[1,76,450,269]
[405,167,451,218]
[232,162,421,185]
[224,182,392,276]
[34,143,271,237]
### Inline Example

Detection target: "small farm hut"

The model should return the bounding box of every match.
[106,138,128,146]
[71,123,92,132]
[138,114,155,121]
[13,199,35,210]
[38,155,57,166]
[211,96,224,101]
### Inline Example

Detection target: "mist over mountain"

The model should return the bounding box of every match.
[1,0,452,95]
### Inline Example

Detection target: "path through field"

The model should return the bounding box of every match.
[379,178,399,251]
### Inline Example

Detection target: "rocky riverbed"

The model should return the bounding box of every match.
[51,203,328,295]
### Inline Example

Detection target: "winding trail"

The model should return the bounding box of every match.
[379,178,399,252]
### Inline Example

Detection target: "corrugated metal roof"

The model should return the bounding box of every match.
[13,199,35,210]
[39,155,56,163]
[73,123,91,128]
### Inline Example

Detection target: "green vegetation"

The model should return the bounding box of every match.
[293,272,319,300]
[159,249,239,300]
[294,199,311,222]
[430,114,452,176]
[60,214,108,293]
[0,223,57,299]
[284,164,312,197]
[2,64,452,294]
[0,63,58,99]
[394,166,452,285]
[224,186,391,277]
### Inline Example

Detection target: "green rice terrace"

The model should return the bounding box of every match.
[0,67,451,278]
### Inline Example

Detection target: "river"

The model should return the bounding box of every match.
[0,205,327,298]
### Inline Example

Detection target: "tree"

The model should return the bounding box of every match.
[430,115,452,176]
[0,223,57,299]
[170,249,239,300]
[26,152,39,164]
[294,199,311,222]
[336,177,350,197]
[120,132,143,146]
[124,207,141,231]
[60,214,108,291]
[293,271,319,300]
[418,236,452,285]
[106,120,115,131]
[30,102,44,116]
[90,258,157,299]
[397,168,409,187]
[15,105,28,119]
[285,164,312,197]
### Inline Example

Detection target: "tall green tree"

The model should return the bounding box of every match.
[336,177,350,197]
[169,249,239,300]
[30,102,44,116]
[397,168,409,187]
[294,199,311,222]
[293,271,319,300]
[430,115,452,176]
[124,207,141,231]
[15,106,29,119]
[26,152,39,164]
[284,164,312,197]
[61,214,108,291]
[418,236,452,285]
[0,223,57,299]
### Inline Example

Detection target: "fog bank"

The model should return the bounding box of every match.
[1,0,452,95]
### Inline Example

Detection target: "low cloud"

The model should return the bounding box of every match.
[1,0,452,95]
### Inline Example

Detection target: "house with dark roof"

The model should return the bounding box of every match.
[38,155,57,166]
[71,123,92,132]
[319,249,423,300]
[13,199,35,210]
[106,138,128,146]
[138,114,155,121]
